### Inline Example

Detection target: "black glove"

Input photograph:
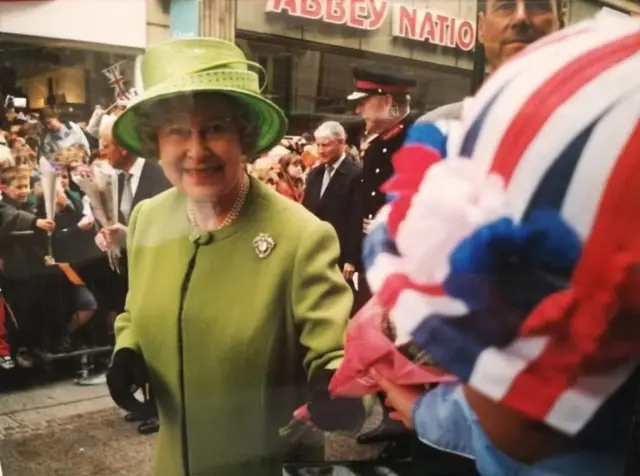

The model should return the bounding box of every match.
[106,348,151,415]
[307,369,365,432]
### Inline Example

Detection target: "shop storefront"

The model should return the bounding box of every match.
[0,0,147,124]
[235,0,477,133]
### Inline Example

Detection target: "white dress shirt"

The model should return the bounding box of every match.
[125,157,145,197]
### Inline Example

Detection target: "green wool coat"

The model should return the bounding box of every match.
[114,177,353,476]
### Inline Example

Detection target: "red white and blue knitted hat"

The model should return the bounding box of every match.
[364,14,640,436]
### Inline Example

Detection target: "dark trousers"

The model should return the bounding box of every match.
[0,294,10,356]
[352,272,371,317]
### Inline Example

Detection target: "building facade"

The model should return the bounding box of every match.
[160,0,637,134]
[2,0,635,132]
[0,0,155,122]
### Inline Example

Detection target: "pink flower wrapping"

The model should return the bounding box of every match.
[329,297,456,398]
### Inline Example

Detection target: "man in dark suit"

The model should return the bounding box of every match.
[303,121,361,284]
[95,115,171,251]
[95,115,170,435]
[347,67,417,449]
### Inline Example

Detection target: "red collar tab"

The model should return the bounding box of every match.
[381,123,405,141]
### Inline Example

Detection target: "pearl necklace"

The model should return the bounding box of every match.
[186,175,249,232]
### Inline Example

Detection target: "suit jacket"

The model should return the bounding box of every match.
[302,157,362,269]
[118,159,172,226]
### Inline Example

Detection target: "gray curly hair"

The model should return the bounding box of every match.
[134,92,259,159]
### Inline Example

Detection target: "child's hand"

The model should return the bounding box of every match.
[44,256,56,266]
[35,219,55,233]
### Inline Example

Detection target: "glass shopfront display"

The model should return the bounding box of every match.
[237,34,471,135]
[0,34,138,125]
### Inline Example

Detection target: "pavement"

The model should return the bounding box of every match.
[0,379,383,476]
[0,379,113,440]
[0,379,155,476]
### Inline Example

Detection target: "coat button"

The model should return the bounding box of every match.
[382,148,388,153]
[371,191,376,196]
[360,178,364,183]
[375,168,380,174]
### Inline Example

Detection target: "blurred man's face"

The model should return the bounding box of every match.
[480,0,560,69]
[315,137,344,165]
[45,117,62,132]
[355,95,393,133]
[100,133,129,170]
[6,176,31,203]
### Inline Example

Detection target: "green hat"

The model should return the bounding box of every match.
[112,38,287,158]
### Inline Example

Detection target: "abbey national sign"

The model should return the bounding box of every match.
[265,0,476,51]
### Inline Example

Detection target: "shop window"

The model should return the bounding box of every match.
[239,35,470,127]
[0,37,136,123]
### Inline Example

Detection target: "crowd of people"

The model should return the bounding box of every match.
[1,1,639,476]
[0,105,357,373]
[0,110,109,371]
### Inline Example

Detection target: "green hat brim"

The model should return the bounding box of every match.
[112,87,288,159]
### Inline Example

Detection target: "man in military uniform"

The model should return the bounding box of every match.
[348,67,417,448]
[349,67,416,311]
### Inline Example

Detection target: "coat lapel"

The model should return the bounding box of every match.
[303,167,323,211]
[132,161,148,210]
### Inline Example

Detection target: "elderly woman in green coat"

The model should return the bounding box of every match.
[105,39,365,476]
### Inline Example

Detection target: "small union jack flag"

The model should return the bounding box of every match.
[102,62,129,102]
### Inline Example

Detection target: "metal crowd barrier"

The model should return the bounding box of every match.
[4,228,114,367]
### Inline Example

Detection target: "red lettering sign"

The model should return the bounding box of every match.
[266,0,298,14]
[391,3,476,50]
[325,0,347,24]
[393,4,416,39]
[301,0,323,19]
[435,14,449,45]
[368,0,388,29]
[265,0,476,50]
[348,0,366,28]
[449,17,457,48]
[457,20,475,51]
[418,12,436,43]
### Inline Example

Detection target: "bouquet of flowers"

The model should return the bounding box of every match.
[38,157,59,257]
[329,296,456,398]
[71,161,122,273]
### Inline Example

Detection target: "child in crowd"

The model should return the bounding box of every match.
[0,166,54,366]
[36,153,98,352]
[276,153,305,202]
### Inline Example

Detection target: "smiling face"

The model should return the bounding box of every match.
[6,174,31,203]
[154,94,250,203]
[480,0,560,69]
